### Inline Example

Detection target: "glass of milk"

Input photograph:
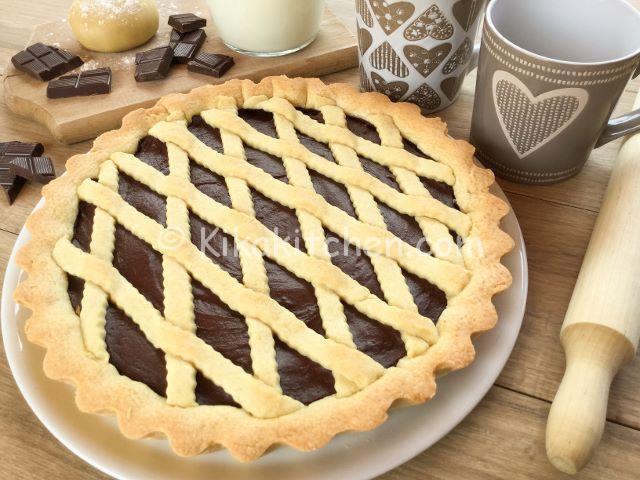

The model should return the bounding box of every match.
[208,0,326,56]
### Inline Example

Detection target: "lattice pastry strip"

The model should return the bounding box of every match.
[60,88,478,405]
[260,96,466,265]
[272,109,359,395]
[271,112,355,347]
[78,160,118,361]
[393,166,463,264]
[163,143,197,407]
[193,112,470,235]
[257,97,464,265]
[216,99,281,389]
[54,238,303,418]
[206,103,455,184]
[103,155,444,337]
[146,122,470,297]
[62,130,449,411]
[315,104,427,357]
[71,178,399,386]
[367,112,463,265]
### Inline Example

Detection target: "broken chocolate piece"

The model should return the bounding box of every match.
[187,53,234,78]
[134,47,174,82]
[169,29,206,64]
[47,68,112,99]
[168,13,207,33]
[11,43,83,81]
[0,158,26,204]
[9,156,55,184]
[0,141,44,157]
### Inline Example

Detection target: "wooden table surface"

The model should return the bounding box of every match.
[1,1,639,479]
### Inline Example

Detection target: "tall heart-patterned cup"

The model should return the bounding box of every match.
[471,0,640,184]
[356,0,487,112]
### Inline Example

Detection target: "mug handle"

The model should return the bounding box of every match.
[594,61,640,148]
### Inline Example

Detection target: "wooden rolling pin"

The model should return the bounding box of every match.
[546,91,640,474]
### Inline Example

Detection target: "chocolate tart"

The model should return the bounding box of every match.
[15,76,513,461]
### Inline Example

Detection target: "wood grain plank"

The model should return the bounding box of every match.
[379,387,640,480]
[1,0,640,479]
[495,193,640,429]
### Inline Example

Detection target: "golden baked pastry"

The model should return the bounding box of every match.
[15,76,513,461]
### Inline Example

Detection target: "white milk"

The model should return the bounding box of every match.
[208,0,325,55]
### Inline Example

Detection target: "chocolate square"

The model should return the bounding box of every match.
[169,29,206,64]
[135,47,174,82]
[0,158,26,204]
[11,43,83,81]
[0,141,44,157]
[9,156,56,184]
[187,53,234,78]
[47,68,112,99]
[168,13,207,33]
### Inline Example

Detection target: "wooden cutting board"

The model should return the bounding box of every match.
[3,0,357,144]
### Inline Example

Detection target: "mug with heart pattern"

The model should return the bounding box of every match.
[356,0,487,112]
[471,0,640,184]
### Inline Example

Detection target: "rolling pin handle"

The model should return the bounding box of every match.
[546,324,634,475]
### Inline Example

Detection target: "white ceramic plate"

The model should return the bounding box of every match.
[2,186,527,480]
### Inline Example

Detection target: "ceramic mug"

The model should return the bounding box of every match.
[356,0,487,112]
[471,0,640,184]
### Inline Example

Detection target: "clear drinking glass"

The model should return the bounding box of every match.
[208,0,326,57]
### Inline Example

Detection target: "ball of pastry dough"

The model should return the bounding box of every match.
[69,0,159,53]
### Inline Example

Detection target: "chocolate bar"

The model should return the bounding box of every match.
[0,141,44,157]
[9,156,55,184]
[187,53,234,78]
[12,43,83,81]
[0,158,26,204]
[47,68,112,99]
[168,13,206,33]
[169,29,206,64]
[135,47,174,82]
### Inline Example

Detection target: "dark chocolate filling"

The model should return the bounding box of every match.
[67,108,455,407]
[402,139,458,211]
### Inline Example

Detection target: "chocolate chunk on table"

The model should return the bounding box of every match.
[0,158,26,204]
[11,43,83,81]
[47,68,112,99]
[169,29,206,64]
[0,141,44,157]
[135,47,174,82]
[9,156,55,184]
[168,13,206,33]
[187,53,234,78]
